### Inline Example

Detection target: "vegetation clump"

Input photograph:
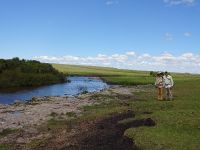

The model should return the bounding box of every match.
[0,128,19,138]
[0,58,65,88]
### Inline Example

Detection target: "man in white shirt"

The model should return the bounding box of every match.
[163,71,174,100]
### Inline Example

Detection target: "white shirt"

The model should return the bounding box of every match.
[163,75,174,88]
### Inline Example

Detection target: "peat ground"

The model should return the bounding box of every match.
[36,111,155,150]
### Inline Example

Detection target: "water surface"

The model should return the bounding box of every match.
[0,77,108,104]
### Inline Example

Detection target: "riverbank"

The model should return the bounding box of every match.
[0,85,152,150]
[0,96,93,131]
[0,85,149,131]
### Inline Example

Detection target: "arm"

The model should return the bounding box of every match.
[170,76,174,87]
[155,78,158,87]
[163,77,165,86]
[155,80,157,86]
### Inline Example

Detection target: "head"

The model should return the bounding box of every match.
[165,71,169,76]
[157,71,163,77]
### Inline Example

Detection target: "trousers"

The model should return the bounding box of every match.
[165,87,173,100]
[157,87,163,100]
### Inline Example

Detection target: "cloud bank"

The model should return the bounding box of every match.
[163,0,195,6]
[34,52,200,74]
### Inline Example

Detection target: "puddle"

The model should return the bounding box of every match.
[2,110,24,116]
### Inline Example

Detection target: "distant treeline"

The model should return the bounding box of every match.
[0,58,65,88]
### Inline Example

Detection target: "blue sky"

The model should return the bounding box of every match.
[0,0,200,73]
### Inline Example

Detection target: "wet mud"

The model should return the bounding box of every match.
[60,111,156,150]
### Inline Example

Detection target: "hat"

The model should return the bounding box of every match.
[157,71,162,75]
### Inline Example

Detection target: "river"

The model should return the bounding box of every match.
[0,76,109,104]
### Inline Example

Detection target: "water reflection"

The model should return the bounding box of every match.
[0,77,109,104]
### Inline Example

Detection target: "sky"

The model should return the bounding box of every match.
[0,0,200,73]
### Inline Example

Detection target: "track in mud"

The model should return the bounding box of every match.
[62,111,156,150]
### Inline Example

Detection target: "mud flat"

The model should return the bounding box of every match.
[0,96,97,131]
[0,85,152,131]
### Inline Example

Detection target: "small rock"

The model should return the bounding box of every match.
[16,137,25,144]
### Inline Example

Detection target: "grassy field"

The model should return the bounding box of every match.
[123,78,200,150]
[53,64,155,85]
[1,64,199,149]
[53,63,199,85]
[52,64,200,150]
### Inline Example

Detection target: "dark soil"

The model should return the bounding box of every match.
[60,111,156,150]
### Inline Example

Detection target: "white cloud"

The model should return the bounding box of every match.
[184,32,192,37]
[163,0,195,6]
[34,51,200,74]
[164,33,173,41]
[105,0,119,5]
[126,51,136,56]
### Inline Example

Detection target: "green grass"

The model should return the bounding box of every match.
[0,144,13,150]
[81,101,129,121]
[53,64,148,76]
[53,64,199,85]
[65,111,77,118]
[0,129,19,150]
[53,64,200,150]
[0,128,19,138]
[49,112,59,117]
[123,78,200,150]
[78,78,200,150]
[53,64,154,85]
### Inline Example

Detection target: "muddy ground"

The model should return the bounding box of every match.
[0,85,155,150]
[34,111,155,150]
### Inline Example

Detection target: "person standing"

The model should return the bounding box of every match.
[163,71,174,100]
[155,72,164,100]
